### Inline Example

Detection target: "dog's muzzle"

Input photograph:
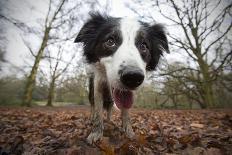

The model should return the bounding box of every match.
[120,66,144,89]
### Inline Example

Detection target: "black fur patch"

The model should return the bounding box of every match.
[88,74,94,106]
[88,74,113,110]
[75,12,122,63]
[102,82,113,110]
[146,24,169,71]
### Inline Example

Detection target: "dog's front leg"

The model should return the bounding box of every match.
[121,108,135,138]
[87,74,104,144]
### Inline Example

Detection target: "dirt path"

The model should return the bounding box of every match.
[0,106,231,154]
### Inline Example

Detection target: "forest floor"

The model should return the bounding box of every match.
[0,106,231,155]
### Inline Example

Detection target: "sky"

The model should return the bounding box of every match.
[0,0,231,77]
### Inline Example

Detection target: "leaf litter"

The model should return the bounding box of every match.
[0,106,231,155]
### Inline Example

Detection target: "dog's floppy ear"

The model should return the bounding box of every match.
[74,12,107,43]
[146,24,169,71]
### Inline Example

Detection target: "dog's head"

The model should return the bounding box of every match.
[75,12,169,109]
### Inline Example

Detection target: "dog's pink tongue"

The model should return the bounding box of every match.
[113,89,133,109]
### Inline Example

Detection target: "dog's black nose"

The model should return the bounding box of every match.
[120,68,144,89]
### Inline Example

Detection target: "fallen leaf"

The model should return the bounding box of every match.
[190,123,204,128]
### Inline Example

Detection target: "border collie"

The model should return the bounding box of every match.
[74,12,169,144]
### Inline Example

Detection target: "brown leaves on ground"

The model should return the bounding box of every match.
[0,106,231,155]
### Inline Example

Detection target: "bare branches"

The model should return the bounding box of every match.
[213,50,232,77]
[155,1,180,24]
[169,0,195,50]
[124,2,155,22]
[168,35,198,61]
[200,2,231,43]
[46,0,66,29]
[44,0,52,29]
[204,24,232,54]
[20,36,37,57]
[159,61,205,107]
[0,14,40,35]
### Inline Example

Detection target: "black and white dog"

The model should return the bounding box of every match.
[74,12,169,144]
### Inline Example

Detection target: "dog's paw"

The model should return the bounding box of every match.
[124,124,135,139]
[90,114,94,124]
[87,131,103,144]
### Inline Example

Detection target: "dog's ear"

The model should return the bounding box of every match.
[74,12,107,43]
[146,24,169,71]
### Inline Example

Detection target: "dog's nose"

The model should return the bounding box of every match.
[120,68,144,89]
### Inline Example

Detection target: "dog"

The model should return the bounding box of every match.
[74,12,169,144]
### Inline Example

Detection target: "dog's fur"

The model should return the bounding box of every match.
[74,12,169,144]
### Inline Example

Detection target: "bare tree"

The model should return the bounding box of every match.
[159,61,204,108]
[56,72,89,104]
[129,0,232,108]
[22,0,73,106]
[45,46,76,106]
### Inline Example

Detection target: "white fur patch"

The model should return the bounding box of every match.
[101,18,146,90]
[118,19,146,71]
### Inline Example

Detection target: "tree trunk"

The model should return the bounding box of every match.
[22,59,39,106]
[202,81,214,108]
[47,77,55,106]
[193,36,215,108]
[22,28,50,106]
[198,57,215,108]
[171,95,177,109]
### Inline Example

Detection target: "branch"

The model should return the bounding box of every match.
[55,51,76,79]
[213,50,232,76]
[160,67,200,77]
[44,0,52,28]
[200,2,231,42]
[47,0,66,28]
[0,15,32,33]
[155,1,180,24]
[20,35,36,57]
[204,23,232,54]
[169,34,198,61]
[169,0,195,50]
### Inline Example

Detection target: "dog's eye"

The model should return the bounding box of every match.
[105,38,115,47]
[139,42,148,51]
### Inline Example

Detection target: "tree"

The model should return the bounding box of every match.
[55,72,89,105]
[128,0,232,108]
[22,0,72,106]
[214,72,232,107]
[45,46,75,106]
[160,61,203,108]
